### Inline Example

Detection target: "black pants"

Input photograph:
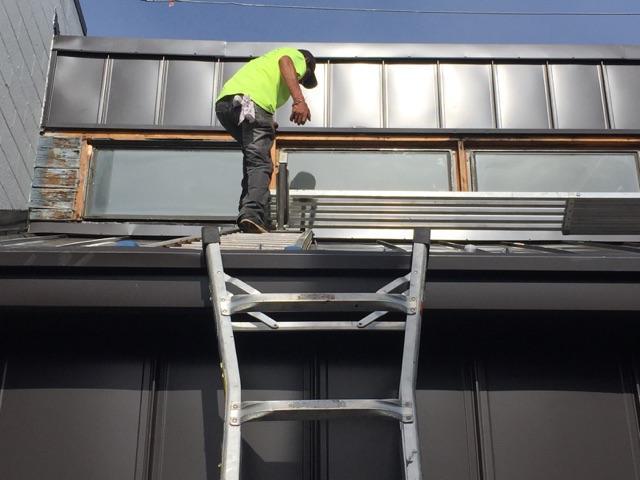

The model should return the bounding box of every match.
[215,97,275,226]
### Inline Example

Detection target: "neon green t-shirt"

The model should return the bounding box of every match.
[217,47,307,114]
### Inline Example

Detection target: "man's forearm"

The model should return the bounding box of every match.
[278,56,305,102]
[279,55,311,125]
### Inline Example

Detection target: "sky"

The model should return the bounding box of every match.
[77,0,640,45]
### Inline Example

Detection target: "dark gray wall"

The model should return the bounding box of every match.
[1,310,639,480]
[0,0,83,210]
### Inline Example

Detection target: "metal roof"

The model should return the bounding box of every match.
[43,36,640,131]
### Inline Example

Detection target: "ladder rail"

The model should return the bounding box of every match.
[203,227,430,480]
[399,232,429,480]
[204,229,243,480]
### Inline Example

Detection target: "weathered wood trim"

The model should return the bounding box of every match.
[456,140,468,191]
[43,131,235,142]
[30,188,76,209]
[30,136,83,222]
[73,141,92,220]
[32,168,78,189]
[30,209,75,221]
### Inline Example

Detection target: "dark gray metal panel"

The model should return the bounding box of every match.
[275,63,327,128]
[324,334,402,480]
[162,60,216,127]
[0,352,150,480]
[385,64,439,128]
[52,36,640,61]
[477,349,640,480]
[150,354,223,480]
[236,336,309,480]
[549,64,607,129]
[494,64,550,129]
[416,351,479,480]
[2,275,640,310]
[329,63,382,128]
[604,64,640,129]
[441,64,494,128]
[106,58,161,125]
[47,55,105,125]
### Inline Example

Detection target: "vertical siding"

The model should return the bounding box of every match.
[0,0,83,210]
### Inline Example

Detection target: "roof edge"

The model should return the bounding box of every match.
[53,35,640,60]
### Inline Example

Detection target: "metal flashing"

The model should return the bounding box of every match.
[52,36,640,61]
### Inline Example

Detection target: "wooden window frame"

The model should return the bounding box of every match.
[41,130,640,221]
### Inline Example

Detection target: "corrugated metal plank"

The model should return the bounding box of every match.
[563,198,640,234]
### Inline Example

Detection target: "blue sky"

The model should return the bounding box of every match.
[78,0,640,44]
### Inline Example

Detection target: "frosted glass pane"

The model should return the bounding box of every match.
[286,150,452,191]
[86,149,242,218]
[474,152,640,192]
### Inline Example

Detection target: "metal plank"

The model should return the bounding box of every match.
[441,64,494,128]
[549,64,607,129]
[46,54,105,126]
[494,64,550,129]
[604,64,640,129]
[162,59,216,127]
[385,63,438,128]
[330,63,382,128]
[105,58,160,125]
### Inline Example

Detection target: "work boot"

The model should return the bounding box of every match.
[238,217,269,234]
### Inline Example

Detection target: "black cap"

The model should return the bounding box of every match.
[298,49,318,89]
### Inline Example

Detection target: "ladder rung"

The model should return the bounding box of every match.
[224,293,412,315]
[232,321,406,331]
[238,399,413,423]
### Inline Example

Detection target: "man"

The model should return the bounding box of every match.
[215,47,318,233]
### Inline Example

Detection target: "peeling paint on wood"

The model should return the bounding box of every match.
[29,188,76,209]
[33,168,78,189]
[35,137,81,168]
[29,209,76,221]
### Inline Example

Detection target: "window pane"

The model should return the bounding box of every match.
[86,149,242,218]
[286,150,452,191]
[474,152,640,192]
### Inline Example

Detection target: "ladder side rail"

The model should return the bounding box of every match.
[204,228,243,480]
[399,228,430,480]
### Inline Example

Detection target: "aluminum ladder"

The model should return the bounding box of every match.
[202,227,430,480]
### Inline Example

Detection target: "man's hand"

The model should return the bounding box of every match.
[290,100,311,125]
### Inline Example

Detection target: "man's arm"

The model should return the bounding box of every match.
[278,55,311,125]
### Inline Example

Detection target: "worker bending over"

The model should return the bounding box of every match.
[215,48,318,233]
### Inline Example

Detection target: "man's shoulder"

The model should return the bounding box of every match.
[262,47,303,61]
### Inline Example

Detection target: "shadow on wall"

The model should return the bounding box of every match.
[290,171,317,190]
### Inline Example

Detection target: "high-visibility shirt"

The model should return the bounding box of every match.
[217,47,307,114]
